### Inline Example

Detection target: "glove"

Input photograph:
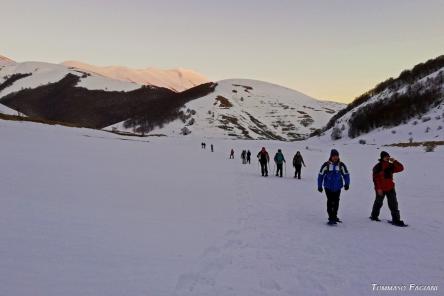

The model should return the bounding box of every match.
[318,187,323,193]
[344,184,349,191]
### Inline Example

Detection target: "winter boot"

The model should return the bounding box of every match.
[391,220,407,227]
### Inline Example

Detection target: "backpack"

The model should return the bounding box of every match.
[373,162,394,179]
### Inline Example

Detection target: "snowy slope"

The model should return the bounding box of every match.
[319,66,444,145]
[0,55,15,66]
[0,103,18,115]
[0,118,443,295]
[315,102,444,146]
[0,61,141,99]
[63,61,209,92]
[109,79,344,140]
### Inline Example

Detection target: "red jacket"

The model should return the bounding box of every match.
[372,160,404,192]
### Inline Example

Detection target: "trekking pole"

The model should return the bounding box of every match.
[284,163,287,177]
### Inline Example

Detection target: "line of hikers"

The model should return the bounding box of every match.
[256,147,306,178]
[201,142,214,152]
[254,147,407,226]
[240,150,251,164]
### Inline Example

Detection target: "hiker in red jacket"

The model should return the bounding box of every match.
[257,147,270,177]
[370,151,406,226]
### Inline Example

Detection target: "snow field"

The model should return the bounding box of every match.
[0,120,443,296]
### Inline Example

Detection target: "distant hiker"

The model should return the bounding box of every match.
[317,149,350,225]
[292,151,306,179]
[274,149,286,177]
[370,151,406,226]
[211,144,214,152]
[201,142,204,149]
[229,149,235,159]
[203,142,206,149]
[257,147,270,177]
[246,150,251,164]
[241,150,247,164]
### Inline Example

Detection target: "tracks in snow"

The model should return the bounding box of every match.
[173,167,333,295]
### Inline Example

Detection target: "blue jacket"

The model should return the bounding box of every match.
[318,161,350,192]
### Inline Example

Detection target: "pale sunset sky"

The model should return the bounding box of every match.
[1,0,443,102]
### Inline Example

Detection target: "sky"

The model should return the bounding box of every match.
[1,0,444,103]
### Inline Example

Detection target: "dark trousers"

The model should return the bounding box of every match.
[247,157,251,164]
[294,164,302,179]
[325,189,341,221]
[260,162,268,176]
[371,189,401,222]
[276,163,283,177]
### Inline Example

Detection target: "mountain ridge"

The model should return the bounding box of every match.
[62,60,209,92]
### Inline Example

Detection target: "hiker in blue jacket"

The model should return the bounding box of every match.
[317,149,350,225]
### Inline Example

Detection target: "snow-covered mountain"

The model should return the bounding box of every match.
[0,60,141,95]
[109,79,344,140]
[316,55,444,145]
[0,55,15,65]
[63,61,209,92]
[1,57,343,140]
[0,59,215,128]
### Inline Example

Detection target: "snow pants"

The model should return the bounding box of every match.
[294,164,302,179]
[371,188,401,222]
[275,163,283,177]
[260,161,268,176]
[325,189,341,221]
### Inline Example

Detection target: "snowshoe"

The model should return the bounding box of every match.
[388,220,408,227]
[327,220,337,226]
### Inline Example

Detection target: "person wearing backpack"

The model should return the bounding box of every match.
[246,150,251,164]
[274,149,286,177]
[241,150,247,164]
[370,151,406,226]
[317,149,350,225]
[292,151,306,179]
[257,147,270,177]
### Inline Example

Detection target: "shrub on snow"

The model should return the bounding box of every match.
[331,127,342,140]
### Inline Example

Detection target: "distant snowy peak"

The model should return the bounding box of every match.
[62,61,210,92]
[0,61,141,99]
[110,79,345,140]
[0,55,15,65]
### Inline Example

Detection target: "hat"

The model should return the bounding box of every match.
[330,149,339,157]
[278,149,282,152]
[380,151,390,159]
